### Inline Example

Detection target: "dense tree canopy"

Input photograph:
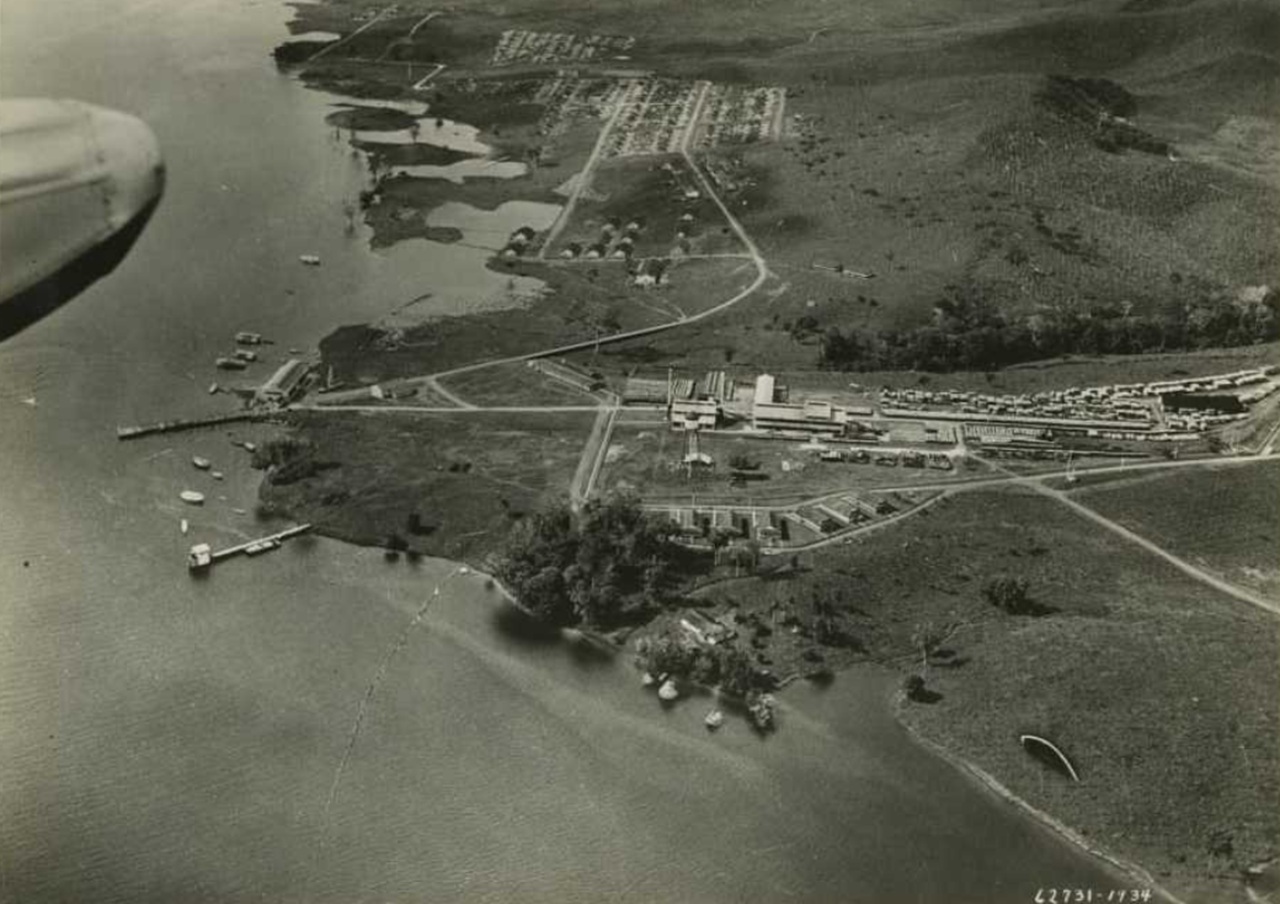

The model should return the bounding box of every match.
[496,494,681,627]
[820,283,1278,373]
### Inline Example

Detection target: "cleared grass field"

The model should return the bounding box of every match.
[1071,460,1280,601]
[259,410,594,563]
[698,488,1279,903]
[437,361,598,407]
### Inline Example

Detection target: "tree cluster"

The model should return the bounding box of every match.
[496,494,681,627]
[983,577,1054,616]
[820,283,1278,373]
[634,629,763,699]
[251,437,319,485]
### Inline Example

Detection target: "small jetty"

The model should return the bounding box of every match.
[188,523,311,571]
[117,411,272,441]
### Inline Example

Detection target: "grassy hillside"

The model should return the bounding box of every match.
[1071,460,1280,600]
[697,487,1279,903]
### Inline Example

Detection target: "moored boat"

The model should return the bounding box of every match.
[704,709,724,730]
[192,456,211,470]
[299,254,321,266]
[179,490,205,505]
[215,356,247,370]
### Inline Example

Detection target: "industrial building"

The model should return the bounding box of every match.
[256,359,309,405]
[751,374,853,436]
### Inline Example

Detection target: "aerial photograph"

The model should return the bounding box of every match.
[1,0,1277,901]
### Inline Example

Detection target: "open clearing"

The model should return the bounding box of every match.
[1070,460,1280,601]
[259,410,594,562]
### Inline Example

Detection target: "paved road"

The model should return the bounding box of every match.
[305,5,392,63]
[639,452,1280,512]
[537,88,629,260]
[641,451,1280,606]
[990,456,1280,617]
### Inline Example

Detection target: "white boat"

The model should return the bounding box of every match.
[180,518,189,535]
[657,679,679,701]
[179,490,205,505]
[192,456,211,470]
[235,331,263,345]
[210,471,224,481]
[215,356,247,371]
[299,254,321,266]
[704,709,724,730]
[242,441,257,453]
[208,382,219,394]
[233,349,257,362]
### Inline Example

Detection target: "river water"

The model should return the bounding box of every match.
[0,1,1125,901]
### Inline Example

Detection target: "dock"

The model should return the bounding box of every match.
[188,523,311,571]
[117,410,273,441]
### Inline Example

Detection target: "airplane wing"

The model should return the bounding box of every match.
[0,98,164,339]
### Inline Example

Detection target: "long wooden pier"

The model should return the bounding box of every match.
[117,410,273,440]
[188,524,311,571]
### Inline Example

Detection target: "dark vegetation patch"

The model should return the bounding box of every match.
[325,106,417,131]
[495,494,694,627]
[820,279,1279,373]
[1035,74,1171,156]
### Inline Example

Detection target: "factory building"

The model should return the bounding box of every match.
[256,359,309,405]
[751,373,851,436]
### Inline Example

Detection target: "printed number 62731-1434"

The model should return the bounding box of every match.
[1034,889,1152,903]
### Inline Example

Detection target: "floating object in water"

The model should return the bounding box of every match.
[192,456,211,470]
[21,396,37,407]
[459,566,470,575]
[704,709,724,730]
[180,518,189,535]
[657,679,679,701]
[641,672,656,687]
[235,331,263,345]
[232,508,247,515]
[299,254,321,266]
[288,347,301,355]
[242,441,257,453]
[215,356,247,370]
[179,490,205,505]
[188,543,212,569]
[233,348,257,363]
[210,471,224,480]
[208,382,219,394]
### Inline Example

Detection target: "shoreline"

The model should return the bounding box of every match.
[893,694,1192,904]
